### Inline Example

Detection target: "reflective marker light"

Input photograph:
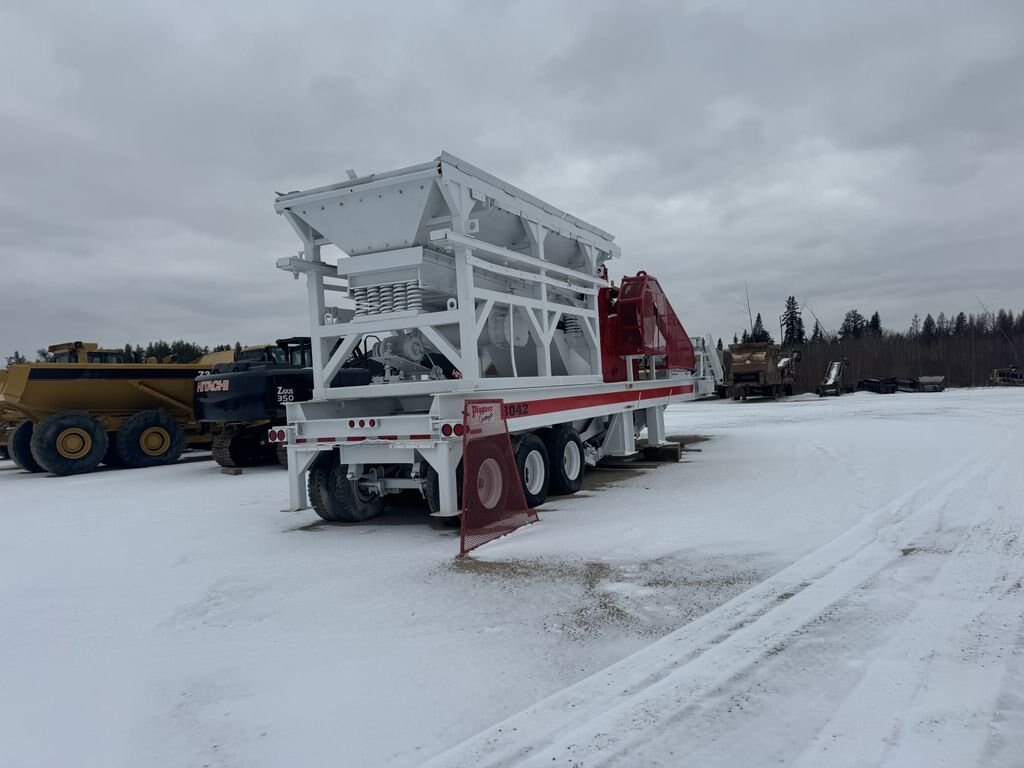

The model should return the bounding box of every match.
[441,423,453,437]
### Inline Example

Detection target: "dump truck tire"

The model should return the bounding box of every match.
[514,433,550,508]
[30,412,107,476]
[9,420,43,473]
[326,462,386,523]
[545,426,584,496]
[116,410,184,468]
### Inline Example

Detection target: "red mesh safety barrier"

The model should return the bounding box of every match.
[601,271,695,381]
[460,399,537,557]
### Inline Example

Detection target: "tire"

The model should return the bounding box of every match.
[514,433,550,508]
[327,462,386,522]
[30,412,108,476]
[9,420,43,473]
[464,438,510,514]
[306,452,335,517]
[544,427,584,495]
[116,410,184,468]
[425,462,463,527]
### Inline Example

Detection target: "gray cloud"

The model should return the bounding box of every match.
[1,0,1022,359]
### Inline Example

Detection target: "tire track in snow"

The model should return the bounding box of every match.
[789,450,1024,768]
[422,435,1012,768]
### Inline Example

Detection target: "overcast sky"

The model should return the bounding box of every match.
[2,0,1022,359]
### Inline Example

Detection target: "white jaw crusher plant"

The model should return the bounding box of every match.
[270,152,724,522]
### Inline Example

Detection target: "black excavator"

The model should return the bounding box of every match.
[194,338,314,468]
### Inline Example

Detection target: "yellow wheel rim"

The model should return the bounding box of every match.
[139,427,171,457]
[56,428,92,460]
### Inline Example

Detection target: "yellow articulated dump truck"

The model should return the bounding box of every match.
[0,369,17,460]
[0,341,230,476]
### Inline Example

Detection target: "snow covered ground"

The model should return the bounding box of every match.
[1,388,1022,767]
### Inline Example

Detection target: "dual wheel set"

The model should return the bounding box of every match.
[6,410,185,476]
[307,425,587,524]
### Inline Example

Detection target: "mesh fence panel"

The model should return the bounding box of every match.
[460,399,537,557]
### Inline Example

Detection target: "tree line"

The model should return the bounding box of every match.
[721,297,1023,391]
[5,341,245,367]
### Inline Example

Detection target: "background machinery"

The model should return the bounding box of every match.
[194,338,314,467]
[816,359,846,397]
[727,342,798,399]
[0,341,225,475]
[269,152,723,523]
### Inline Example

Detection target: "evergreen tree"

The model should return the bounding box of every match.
[732,333,739,344]
[810,321,825,343]
[146,341,173,362]
[750,313,774,343]
[716,338,723,352]
[740,329,751,343]
[867,311,882,338]
[839,309,866,340]
[936,312,949,337]
[781,296,806,346]
[953,312,968,335]
[921,313,937,344]
[996,309,1014,336]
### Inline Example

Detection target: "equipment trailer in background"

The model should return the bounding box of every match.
[270,152,722,522]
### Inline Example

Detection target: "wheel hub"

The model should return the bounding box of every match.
[477,457,503,509]
[139,427,170,456]
[563,441,581,480]
[56,428,92,460]
[524,449,545,495]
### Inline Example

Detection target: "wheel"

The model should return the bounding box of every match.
[425,462,463,527]
[463,439,510,514]
[116,410,184,468]
[306,452,334,517]
[8,420,43,473]
[514,433,550,508]
[327,462,386,522]
[307,453,385,523]
[544,427,584,495]
[30,412,108,476]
